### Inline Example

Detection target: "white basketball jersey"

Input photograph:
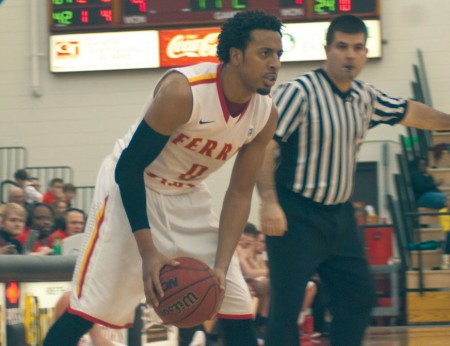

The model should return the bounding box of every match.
[114,63,273,195]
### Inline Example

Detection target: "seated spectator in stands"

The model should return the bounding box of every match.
[438,199,450,270]
[237,223,322,340]
[236,223,270,339]
[49,208,86,247]
[24,177,43,206]
[411,157,448,209]
[13,169,29,188]
[0,203,4,225]
[8,186,26,207]
[16,203,55,255]
[43,178,64,205]
[52,198,69,231]
[0,203,26,255]
[298,281,318,329]
[63,183,77,208]
[14,169,43,205]
[52,199,69,218]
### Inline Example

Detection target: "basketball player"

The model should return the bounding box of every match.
[257,14,450,346]
[44,10,283,346]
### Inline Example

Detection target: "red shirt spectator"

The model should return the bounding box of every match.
[43,178,64,205]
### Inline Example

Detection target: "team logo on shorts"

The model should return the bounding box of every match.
[248,128,254,136]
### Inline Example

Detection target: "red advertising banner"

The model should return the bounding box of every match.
[159,28,220,68]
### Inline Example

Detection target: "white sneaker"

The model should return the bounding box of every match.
[189,330,206,346]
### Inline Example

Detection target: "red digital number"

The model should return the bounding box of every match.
[100,9,113,21]
[81,10,89,23]
[339,0,352,12]
[129,0,147,13]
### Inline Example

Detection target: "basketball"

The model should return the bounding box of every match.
[154,256,223,328]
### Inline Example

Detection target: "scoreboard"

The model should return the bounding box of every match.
[49,0,380,32]
[48,0,382,72]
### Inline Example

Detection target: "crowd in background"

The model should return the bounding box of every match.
[0,168,86,256]
[0,168,325,343]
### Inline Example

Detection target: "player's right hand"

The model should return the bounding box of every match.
[140,250,179,308]
[260,201,288,236]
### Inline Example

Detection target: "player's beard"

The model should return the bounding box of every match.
[257,88,270,96]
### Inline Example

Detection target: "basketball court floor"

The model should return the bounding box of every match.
[299,326,450,345]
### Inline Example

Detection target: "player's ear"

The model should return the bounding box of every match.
[229,47,243,66]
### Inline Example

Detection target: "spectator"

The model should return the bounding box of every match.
[411,157,448,209]
[236,223,270,340]
[53,199,69,218]
[0,203,26,255]
[438,199,450,269]
[43,178,64,205]
[0,203,5,225]
[16,203,55,255]
[24,177,44,205]
[49,208,86,247]
[8,186,26,207]
[13,169,29,188]
[298,281,318,330]
[237,223,321,341]
[52,198,69,231]
[13,169,43,206]
[63,183,77,208]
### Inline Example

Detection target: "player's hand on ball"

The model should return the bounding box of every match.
[212,267,226,303]
[141,250,179,307]
[260,201,288,236]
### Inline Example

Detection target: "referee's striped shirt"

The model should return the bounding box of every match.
[272,68,408,205]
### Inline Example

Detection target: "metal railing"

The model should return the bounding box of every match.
[26,166,74,185]
[0,179,19,204]
[71,185,95,212]
[0,255,75,282]
[0,146,28,182]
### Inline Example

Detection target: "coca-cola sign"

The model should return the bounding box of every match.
[159,28,220,67]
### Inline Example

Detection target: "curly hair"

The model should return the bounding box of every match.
[217,10,283,63]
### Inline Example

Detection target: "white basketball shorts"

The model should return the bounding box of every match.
[68,154,253,328]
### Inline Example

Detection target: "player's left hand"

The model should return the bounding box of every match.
[211,267,226,317]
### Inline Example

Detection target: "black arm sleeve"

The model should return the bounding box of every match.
[115,120,170,232]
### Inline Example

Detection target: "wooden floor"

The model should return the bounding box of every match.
[299,326,450,345]
[363,326,450,345]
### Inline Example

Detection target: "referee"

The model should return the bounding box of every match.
[257,14,450,346]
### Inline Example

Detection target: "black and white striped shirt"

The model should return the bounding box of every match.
[273,68,407,205]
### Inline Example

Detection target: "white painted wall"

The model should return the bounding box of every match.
[0,0,449,225]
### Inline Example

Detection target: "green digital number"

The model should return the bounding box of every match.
[52,11,73,25]
[53,0,73,5]
[197,0,223,10]
[231,0,247,9]
[314,0,336,13]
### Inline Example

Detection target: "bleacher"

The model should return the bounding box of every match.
[372,56,450,326]
[0,146,94,213]
[388,129,450,325]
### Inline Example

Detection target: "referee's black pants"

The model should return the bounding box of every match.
[264,188,376,346]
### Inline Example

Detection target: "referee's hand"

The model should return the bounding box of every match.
[259,202,287,236]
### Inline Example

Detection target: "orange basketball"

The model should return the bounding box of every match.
[154,257,223,328]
